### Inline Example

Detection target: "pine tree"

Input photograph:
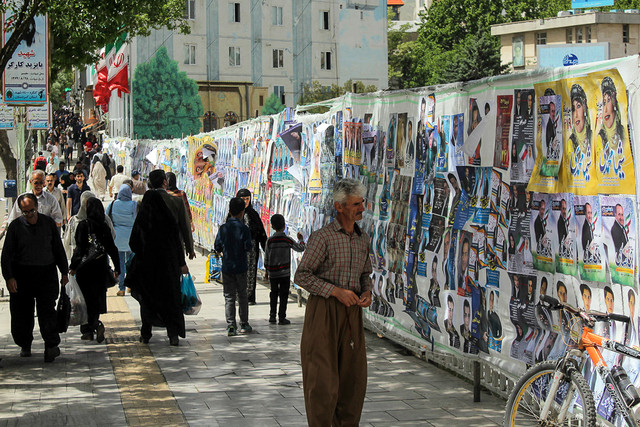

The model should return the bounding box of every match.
[132,47,203,139]
[261,94,285,115]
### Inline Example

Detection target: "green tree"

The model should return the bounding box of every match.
[261,93,285,115]
[0,0,189,180]
[50,69,73,111]
[388,12,417,89]
[132,47,203,140]
[299,80,378,105]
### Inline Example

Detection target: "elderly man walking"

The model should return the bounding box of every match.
[8,170,63,227]
[294,178,373,427]
[2,194,68,362]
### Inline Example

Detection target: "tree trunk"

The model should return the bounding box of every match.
[0,130,17,180]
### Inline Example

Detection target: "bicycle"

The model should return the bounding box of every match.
[504,294,640,426]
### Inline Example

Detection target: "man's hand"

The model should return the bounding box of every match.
[189,252,196,260]
[181,265,189,275]
[60,275,69,287]
[331,287,360,307]
[296,232,304,241]
[6,278,17,293]
[357,290,372,308]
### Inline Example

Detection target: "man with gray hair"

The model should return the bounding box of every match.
[8,169,63,227]
[294,178,373,426]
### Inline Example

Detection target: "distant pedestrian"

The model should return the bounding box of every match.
[264,214,305,325]
[108,165,129,199]
[89,151,107,200]
[1,193,68,362]
[294,178,373,426]
[45,173,65,225]
[128,191,189,346]
[9,170,63,227]
[214,197,253,336]
[130,170,146,196]
[106,184,137,296]
[69,198,120,343]
[63,191,115,259]
[235,189,267,305]
[166,172,194,232]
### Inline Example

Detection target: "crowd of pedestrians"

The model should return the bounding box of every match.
[2,155,375,425]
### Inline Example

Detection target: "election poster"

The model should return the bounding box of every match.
[600,195,635,287]
[575,195,607,283]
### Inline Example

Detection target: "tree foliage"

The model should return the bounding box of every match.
[388,16,417,89]
[298,80,378,106]
[50,69,73,111]
[261,93,285,115]
[132,47,203,140]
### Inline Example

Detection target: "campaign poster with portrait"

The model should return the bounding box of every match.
[442,291,461,350]
[552,193,577,276]
[561,76,598,195]
[574,195,607,283]
[385,113,397,168]
[486,289,503,352]
[601,195,635,287]
[456,230,473,297]
[450,113,465,167]
[401,117,416,177]
[509,272,539,364]
[437,115,450,173]
[540,94,562,177]
[511,89,535,183]
[395,112,409,171]
[530,193,555,273]
[464,98,496,167]
[592,69,636,194]
[493,95,513,170]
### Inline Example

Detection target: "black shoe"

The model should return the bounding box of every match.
[248,301,256,306]
[269,316,276,324]
[20,347,31,357]
[278,318,291,325]
[44,346,60,363]
[169,336,179,346]
[96,322,105,344]
[81,333,93,341]
[139,336,150,344]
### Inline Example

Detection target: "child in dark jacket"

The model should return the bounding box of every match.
[264,214,305,324]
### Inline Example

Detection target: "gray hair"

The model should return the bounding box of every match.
[333,178,366,205]
[31,169,45,181]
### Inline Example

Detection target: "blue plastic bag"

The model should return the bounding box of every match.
[181,273,201,315]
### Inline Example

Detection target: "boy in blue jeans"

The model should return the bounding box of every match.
[214,197,253,336]
[264,214,305,325]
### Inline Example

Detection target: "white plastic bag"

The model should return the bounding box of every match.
[66,275,88,326]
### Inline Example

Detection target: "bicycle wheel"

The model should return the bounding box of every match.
[504,361,596,426]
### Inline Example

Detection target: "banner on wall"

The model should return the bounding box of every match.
[105,56,640,416]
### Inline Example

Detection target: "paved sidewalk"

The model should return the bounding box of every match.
[0,253,506,426]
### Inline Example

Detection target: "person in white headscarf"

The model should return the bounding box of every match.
[63,191,114,258]
[90,153,107,200]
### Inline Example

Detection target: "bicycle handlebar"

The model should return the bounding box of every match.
[540,294,630,323]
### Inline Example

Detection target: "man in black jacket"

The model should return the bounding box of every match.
[1,194,68,362]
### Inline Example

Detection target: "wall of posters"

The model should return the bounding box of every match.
[104,56,640,413]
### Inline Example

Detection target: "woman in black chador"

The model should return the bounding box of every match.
[69,198,120,343]
[236,189,267,304]
[128,191,188,346]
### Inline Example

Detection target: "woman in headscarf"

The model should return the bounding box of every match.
[236,189,267,305]
[69,198,120,342]
[90,153,107,199]
[63,191,115,258]
[166,172,194,232]
[127,190,188,346]
[106,184,137,296]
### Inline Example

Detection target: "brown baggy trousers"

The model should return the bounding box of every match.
[300,295,367,427]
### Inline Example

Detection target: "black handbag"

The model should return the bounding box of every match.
[77,223,106,271]
[56,288,71,333]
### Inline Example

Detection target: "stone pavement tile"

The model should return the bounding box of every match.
[371,421,435,427]
[239,405,303,418]
[361,400,413,412]
[365,389,425,401]
[428,417,500,427]
[359,411,400,423]
[386,407,454,421]
[271,414,308,426]
[215,417,280,427]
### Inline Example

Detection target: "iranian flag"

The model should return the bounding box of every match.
[107,33,129,95]
[93,47,111,108]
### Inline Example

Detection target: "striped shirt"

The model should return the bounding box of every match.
[294,220,372,298]
[264,231,305,279]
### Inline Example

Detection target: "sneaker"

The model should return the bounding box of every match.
[278,318,291,325]
[81,333,93,341]
[20,347,31,357]
[269,316,276,324]
[240,323,253,334]
[96,322,106,344]
[227,325,237,336]
[116,290,125,296]
[44,346,60,363]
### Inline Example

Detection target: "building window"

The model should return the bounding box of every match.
[229,46,240,66]
[185,0,196,19]
[274,85,285,105]
[259,95,264,106]
[321,51,332,70]
[577,27,583,43]
[360,11,364,20]
[536,32,547,45]
[390,6,400,21]
[203,112,217,132]
[566,28,573,44]
[229,2,240,23]
[623,24,630,43]
[224,111,239,127]
[184,44,196,65]
[321,10,329,30]
[586,26,591,43]
[272,49,284,68]
[272,6,283,26]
